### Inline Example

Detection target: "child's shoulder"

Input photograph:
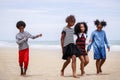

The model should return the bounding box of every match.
[16,32,21,36]
[62,27,68,31]
[62,27,66,30]
[92,30,97,34]
[101,30,105,32]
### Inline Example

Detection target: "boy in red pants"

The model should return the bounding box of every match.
[16,21,42,76]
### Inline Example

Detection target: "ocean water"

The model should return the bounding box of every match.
[0,40,61,49]
[0,40,120,51]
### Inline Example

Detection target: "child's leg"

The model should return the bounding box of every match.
[84,55,89,67]
[23,48,29,75]
[99,59,106,73]
[61,57,71,76]
[20,67,23,75]
[23,68,27,75]
[71,55,77,78]
[79,56,85,75]
[19,50,24,75]
[96,59,100,74]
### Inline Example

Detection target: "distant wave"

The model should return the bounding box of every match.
[0,40,120,51]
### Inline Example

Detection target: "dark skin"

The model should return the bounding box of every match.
[18,26,42,37]
[78,24,89,76]
[96,24,110,74]
[61,22,77,78]
[88,24,110,74]
[18,26,42,76]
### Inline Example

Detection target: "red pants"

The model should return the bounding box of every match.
[19,48,29,69]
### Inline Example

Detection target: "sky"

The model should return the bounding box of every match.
[0,0,120,41]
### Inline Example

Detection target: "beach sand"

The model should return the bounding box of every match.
[0,47,120,80]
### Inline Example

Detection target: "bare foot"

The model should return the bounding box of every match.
[97,69,100,74]
[81,73,86,76]
[96,72,101,75]
[73,74,78,78]
[81,71,86,76]
[22,72,26,76]
[99,68,102,73]
[61,70,64,76]
[22,68,27,76]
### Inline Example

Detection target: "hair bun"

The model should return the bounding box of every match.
[101,20,107,26]
[94,19,100,26]
[94,19,107,27]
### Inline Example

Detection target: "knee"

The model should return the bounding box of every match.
[66,57,71,63]
[86,60,89,64]
[67,59,71,63]
[72,55,76,63]
[80,58,85,64]
[73,58,76,63]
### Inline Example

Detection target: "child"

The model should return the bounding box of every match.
[87,20,110,74]
[74,22,89,76]
[16,21,42,76]
[61,15,80,78]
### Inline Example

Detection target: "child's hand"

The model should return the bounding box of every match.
[87,51,89,54]
[24,37,28,41]
[37,34,42,37]
[108,48,110,52]
[89,39,92,43]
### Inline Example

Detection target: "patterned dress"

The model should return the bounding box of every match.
[76,33,87,56]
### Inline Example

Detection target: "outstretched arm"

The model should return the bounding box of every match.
[27,32,42,39]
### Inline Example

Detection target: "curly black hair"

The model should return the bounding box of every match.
[94,19,107,27]
[66,15,76,23]
[16,21,26,29]
[74,22,88,36]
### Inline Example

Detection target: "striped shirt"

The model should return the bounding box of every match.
[62,27,74,47]
[16,31,39,50]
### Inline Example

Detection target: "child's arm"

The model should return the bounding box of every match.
[16,36,28,44]
[87,39,93,53]
[85,35,89,45]
[27,32,42,39]
[104,32,110,51]
[87,32,94,53]
[61,32,65,54]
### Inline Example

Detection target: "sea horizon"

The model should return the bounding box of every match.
[0,40,120,51]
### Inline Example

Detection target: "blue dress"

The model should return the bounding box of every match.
[87,30,110,60]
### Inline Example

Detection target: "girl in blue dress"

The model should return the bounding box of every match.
[87,20,110,74]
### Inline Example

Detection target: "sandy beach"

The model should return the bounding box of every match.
[0,47,120,80]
